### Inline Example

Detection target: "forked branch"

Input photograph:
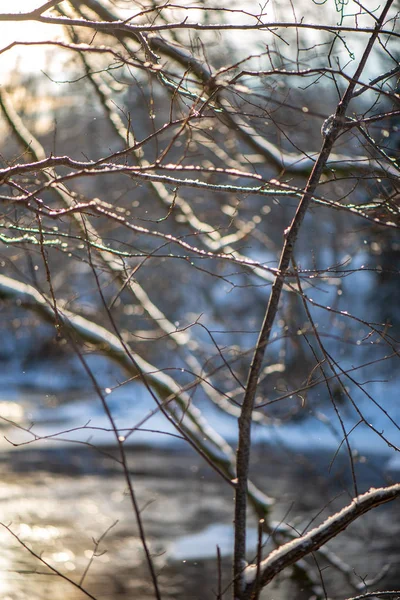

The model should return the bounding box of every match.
[233,0,397,596]
[243,484,400,599]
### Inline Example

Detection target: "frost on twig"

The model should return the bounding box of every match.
[320,114,356,138]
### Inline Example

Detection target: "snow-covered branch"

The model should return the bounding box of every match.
[0,273,274,517]
[244,484,400,599]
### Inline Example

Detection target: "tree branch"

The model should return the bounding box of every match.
[233,1,396,595]
[243,484,400,599]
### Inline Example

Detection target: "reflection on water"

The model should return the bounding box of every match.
[0,327,399,598]
[0,376,397,599]
[0,445,234,599]
[0,438,397,599]
[170,522,273,561]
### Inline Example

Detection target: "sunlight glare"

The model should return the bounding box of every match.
[0,1,64,79]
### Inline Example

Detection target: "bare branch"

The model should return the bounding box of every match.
[233,1,396,594]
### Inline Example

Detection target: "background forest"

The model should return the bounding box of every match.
[0,1,399,599]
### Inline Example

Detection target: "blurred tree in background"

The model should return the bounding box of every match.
[0,1,399,599]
